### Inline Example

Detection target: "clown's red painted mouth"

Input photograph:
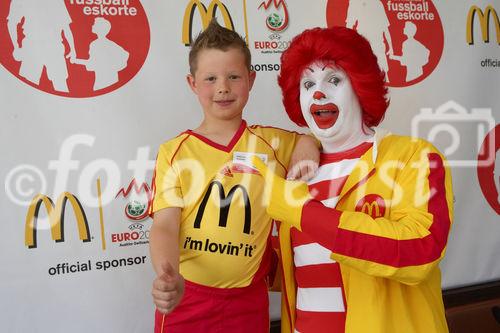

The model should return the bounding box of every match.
[310,103,339,129]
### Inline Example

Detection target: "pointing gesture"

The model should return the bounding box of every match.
[152,261,185,314]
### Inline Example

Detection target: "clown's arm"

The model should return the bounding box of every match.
[252,142,453,285]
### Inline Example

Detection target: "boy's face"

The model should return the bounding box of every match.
[299,61,363,143]
[187,47,255,123]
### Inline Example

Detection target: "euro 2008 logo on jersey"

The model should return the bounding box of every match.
[326,0,443,87]
[0,0,150,97]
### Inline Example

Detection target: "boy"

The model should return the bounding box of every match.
[252,27,453,332]
[149,20,319,333]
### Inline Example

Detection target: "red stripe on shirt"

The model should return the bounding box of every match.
[308,176,348,201]
[184,120,247,153]
[295,309,346,333]
[295,264,344,288]
[249,124,301,136]
[291,227,316,246]
[169,134,191,164]
[149,153,159,218]
[319,141,373,164]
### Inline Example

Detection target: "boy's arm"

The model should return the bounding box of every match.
[287,135,320,181]
[150,207,185,314]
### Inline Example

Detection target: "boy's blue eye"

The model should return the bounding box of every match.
[229,75,240,80]
[206,77,216,82]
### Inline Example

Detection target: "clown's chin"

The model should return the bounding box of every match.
[312,111,338,129]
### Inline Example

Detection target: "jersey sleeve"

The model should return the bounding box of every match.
[151,143,184,213]
[299,142,453,285]
[249,125,301,170]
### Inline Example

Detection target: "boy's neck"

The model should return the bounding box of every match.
[193,117,244,146]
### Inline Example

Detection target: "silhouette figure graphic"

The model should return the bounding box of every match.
[7,0,76,92]
[71,17,129,91]
[346,0,393,74]
[390,21,430,82]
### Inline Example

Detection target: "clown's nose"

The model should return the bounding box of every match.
[313,91,326,100]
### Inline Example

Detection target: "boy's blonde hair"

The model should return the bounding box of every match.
[189,19,251,75]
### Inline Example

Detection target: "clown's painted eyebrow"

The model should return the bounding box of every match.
[305,64,336,73]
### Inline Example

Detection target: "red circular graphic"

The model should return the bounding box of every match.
[477,124,500,214]
[0,0,150,97]
[326,0,443,87]
[355,194,386,218]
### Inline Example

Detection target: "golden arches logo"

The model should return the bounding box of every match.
[182,0,235,46]
[466,5,500,44]
[25,192,91,249]
[194,181,252,234]
[356,194,386,219]
[361,201,381,218]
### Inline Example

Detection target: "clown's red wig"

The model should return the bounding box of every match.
[278,27,389,127]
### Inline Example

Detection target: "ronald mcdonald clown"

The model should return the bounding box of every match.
[252,27,453,333]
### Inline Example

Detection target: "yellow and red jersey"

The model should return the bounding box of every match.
[152,120,300,288]
[279,131,454,333]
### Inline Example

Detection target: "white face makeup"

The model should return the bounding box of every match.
[299,61,372,152]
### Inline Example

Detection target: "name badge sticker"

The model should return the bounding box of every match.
[232,152,268,174]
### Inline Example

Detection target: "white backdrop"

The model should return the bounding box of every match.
[1,1,499,332]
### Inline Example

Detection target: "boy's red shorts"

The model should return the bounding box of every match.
[154,279,269,333]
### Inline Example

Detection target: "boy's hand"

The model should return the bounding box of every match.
[288,135,319,181]
[152,262,185,314]
[252,156,312,229]
[287,159,318,181]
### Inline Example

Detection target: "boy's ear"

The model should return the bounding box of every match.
[249,71,256,90]
[186,74,197,94]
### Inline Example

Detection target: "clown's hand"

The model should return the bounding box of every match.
[252,156,312,230]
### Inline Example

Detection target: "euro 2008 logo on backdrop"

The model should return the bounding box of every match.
[111,179,152,247]
[326,0,443,87]
[0,0,150,97]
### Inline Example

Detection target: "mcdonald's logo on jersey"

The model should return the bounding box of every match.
[467,5,500,45]
[25,192,91,249]
[182,0,235,46]
[355,194,386,219]
[194,181,251,234]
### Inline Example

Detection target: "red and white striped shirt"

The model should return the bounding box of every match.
[291,141,373,333]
